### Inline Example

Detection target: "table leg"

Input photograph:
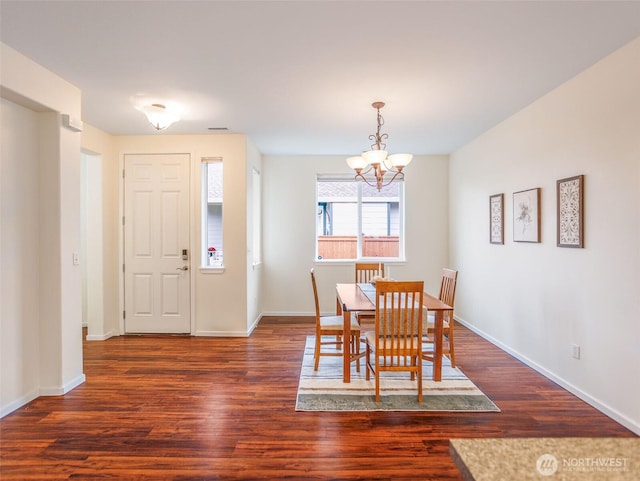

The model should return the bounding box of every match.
[433,310,443,382]
[336,296,351,383]
[343,309,351,383]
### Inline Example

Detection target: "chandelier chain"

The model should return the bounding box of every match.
[369,106,388,151]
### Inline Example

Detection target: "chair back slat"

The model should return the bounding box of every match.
[355,262,384,283]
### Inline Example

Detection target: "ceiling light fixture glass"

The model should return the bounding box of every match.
[346,101,412,191]
[141,103,180,131]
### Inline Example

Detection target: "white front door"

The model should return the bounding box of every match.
[123,153,191,333]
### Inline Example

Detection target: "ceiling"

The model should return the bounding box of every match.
[2,1,640,156]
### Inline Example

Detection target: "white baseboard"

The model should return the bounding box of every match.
[61,373,86,394]
[2,374,86,418]
[0,390,39,418]
[194,330,251,337]
[247,313,262,335]
[85,330,117,341]
[39,373,86,396]
[192,312,265,337]
[455,315,640,436]
[261,311,316,317]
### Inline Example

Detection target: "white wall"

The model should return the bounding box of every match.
[246,138,263,332]
[80,152,105,337]
[82,126,263,338]
[1,98,41,411]
[81,124,119,339]
[262,155,449,316]
[449,37,640,434]
[1,43,85,416]
[108,134,254,336]
[38,112,84,393]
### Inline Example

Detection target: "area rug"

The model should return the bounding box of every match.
[296,336,500,412]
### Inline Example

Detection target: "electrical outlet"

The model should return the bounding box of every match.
[572,344,581,360]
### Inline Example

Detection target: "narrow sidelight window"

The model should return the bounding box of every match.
[202,157,223,267]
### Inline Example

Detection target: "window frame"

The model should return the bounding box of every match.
[201,157,224,271]
[315,174,406,263]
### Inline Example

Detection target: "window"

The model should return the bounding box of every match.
[316,175,404,261]
[202,157,223,267]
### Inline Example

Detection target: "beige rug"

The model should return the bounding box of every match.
[296,336,500,412]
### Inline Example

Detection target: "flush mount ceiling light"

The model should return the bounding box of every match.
[346,101,412,191]
[141,103,180,131]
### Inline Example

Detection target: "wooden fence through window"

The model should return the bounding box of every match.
[317,236,399,259]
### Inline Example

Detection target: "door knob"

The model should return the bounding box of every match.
[176,266,189,271]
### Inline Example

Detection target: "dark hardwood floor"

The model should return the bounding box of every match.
[0,317,635,480]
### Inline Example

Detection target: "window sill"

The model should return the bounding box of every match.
[314,259,407,264]
[199,266,225,274]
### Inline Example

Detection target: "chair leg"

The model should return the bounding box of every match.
[353,335,360,373]
[417,356,423,402]
[368,348,381,402]
[365,345,371,381]
[314,334,321,371]
[410,356,416,380]
[448,324,456,368]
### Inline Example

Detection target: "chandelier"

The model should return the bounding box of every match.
[141,103,180,131]
[346,101,412,191]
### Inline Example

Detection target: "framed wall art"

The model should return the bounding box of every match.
[489,193,504,244]
[513,187,540,243]
[557,175,584,248]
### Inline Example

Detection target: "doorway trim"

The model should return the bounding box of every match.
[81,150,107,340]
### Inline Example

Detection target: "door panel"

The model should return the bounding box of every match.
[124,153,190,333]
[132,274,153,315]
[161,274,182,316]
[161,191,180,256]
[133,191,152,256]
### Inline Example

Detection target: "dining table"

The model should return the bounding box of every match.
[335,282,453,384]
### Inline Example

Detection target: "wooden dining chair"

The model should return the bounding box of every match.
[365,280,424,402]
[355,262,384,283]
[423,268,458,367]
[310,268,363,371]
[354,262,384,324]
